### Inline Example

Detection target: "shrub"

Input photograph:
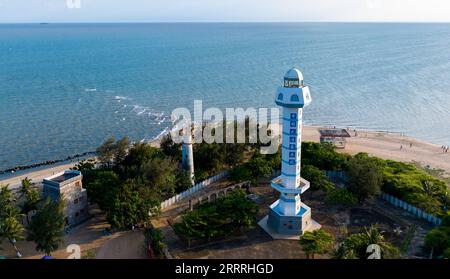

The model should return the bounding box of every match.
[302,142,350,171]
[381,160,448,216]
[424,226,450,258]
[302,165,335,192]
[325,188,358,207]
[144,227,166,258]
[173,190,258,246]
[229,164,252,183]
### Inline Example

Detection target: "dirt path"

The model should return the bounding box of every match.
[95,230,147,259]
[0,211,123,259]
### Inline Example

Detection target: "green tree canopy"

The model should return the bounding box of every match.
[0,185,25,256]
[299,229,334,259]
[347,153,383,203]
[336,225,400,259]
[302,165,335,192]
[18,178,40,222]
[27,198,66,256]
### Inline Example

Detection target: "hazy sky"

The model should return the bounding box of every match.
[1,0,450,23]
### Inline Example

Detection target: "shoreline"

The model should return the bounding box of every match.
[1,125,449,190]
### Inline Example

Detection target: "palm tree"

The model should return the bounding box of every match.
[363,225,400,259]
[299,229,334,259]
[19,178,40,223]
[332,244,357,259]
[0,185,25,258]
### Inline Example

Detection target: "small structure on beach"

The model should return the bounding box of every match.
[43,170,88,227]
[319,128,351,149]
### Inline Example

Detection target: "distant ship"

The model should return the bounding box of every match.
[39,23,49,25]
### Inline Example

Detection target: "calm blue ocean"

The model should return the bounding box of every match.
[1,23,450,170]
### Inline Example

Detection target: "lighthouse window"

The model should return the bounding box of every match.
[289,144,296,150]
[290,121,296,127]
[289,159,296,165]
[290,113,297,119]
[278,93,283,101]
[289,137,296,143]
[291,95,300,102]
[290,129,296,135]
[289,152,295,158]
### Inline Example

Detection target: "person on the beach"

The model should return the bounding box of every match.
[410,143,413,148]
[400,145,403,150]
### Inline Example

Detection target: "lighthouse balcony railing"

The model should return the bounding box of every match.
[270,176,310,194]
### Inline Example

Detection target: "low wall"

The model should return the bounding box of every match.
[160,171,229,210]
[380,192,442,226]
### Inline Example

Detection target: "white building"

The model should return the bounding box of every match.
[259,68,321,239]
[42,170,89,227]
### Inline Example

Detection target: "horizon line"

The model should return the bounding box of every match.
[1,20,450,24]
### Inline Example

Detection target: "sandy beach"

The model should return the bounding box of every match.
[1,126,449,190]
[303,126,450,177]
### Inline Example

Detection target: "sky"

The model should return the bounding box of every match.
[0,0,450,23]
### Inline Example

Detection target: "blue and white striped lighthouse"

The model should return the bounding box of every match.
[259,68,321,239]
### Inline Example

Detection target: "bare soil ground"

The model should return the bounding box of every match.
[0,207,130,259]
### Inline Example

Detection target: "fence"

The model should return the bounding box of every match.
[380,192,442,226]
[160,171,229,210]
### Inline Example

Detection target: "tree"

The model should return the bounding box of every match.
[27,198,66,256]
[346,153,383,203]
[302,142,350,171]
[84,171,121,208]
[120,143,163,177]
[0,186,25,257]
[18,178,40,223]
[247,155,272,183]
[138,157,178,199]
[299,229,334,259]
[96,136,130,168]
[325,188,358,207]
[224,144,246,167]
[175,170,193,193]
[338,225,401,259]
[144,227,167,257]
[302,165,335,192]
[160,134,181,159]
[229,165,253,183]
[332,243,357,259]
[96,137,117,167]
[106,180,156,230]
[424,227,450,258]
[194,143,225,175]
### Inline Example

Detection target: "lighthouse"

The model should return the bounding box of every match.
[181,126,195,186]
[259,68,321,239]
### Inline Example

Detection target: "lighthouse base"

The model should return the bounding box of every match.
[258,201,321,240]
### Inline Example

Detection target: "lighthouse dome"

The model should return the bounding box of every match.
[283,68,304,88]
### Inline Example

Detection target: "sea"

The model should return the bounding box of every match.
[1,23,450,171]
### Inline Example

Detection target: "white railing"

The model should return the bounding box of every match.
[160,171,229,210]
[380,192,442,226]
